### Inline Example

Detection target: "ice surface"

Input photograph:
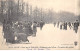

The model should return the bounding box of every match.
[0,24,79,49]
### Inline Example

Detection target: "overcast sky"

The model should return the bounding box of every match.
[23,0,79,15]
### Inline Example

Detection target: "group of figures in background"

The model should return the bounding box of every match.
[53,20,79,33]
[2,18,80,44]
[3,19,45,44]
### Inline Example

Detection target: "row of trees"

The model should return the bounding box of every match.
[0,0,24,23]
[0,0,79,24]
[0,0,57,23]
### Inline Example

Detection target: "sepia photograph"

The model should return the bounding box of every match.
[0,0,80,50]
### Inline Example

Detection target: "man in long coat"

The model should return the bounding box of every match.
[74,20,79,33]
[40,20,44,30]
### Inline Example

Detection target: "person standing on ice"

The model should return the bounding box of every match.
[57,21,59,28]
[53,22,56,27]
[65,22,67,30]
[33,21,37,36]
[63,22,65,30]
[74,20,79,33]
[3,19,7,38]
[3,19,6,33]
[27,21,33,36]
[68,22,71,29]
[60,22,63,30]
[40,20,44,30]
[63,22,67,30]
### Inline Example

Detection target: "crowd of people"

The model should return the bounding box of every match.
[2,19,79,44]
[53,20,80,33]
[3,19,45,44]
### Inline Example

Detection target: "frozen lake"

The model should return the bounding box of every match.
[0,24,80,50]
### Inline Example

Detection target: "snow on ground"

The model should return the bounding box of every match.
[0,24,80,50]
[28,24,79,46]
